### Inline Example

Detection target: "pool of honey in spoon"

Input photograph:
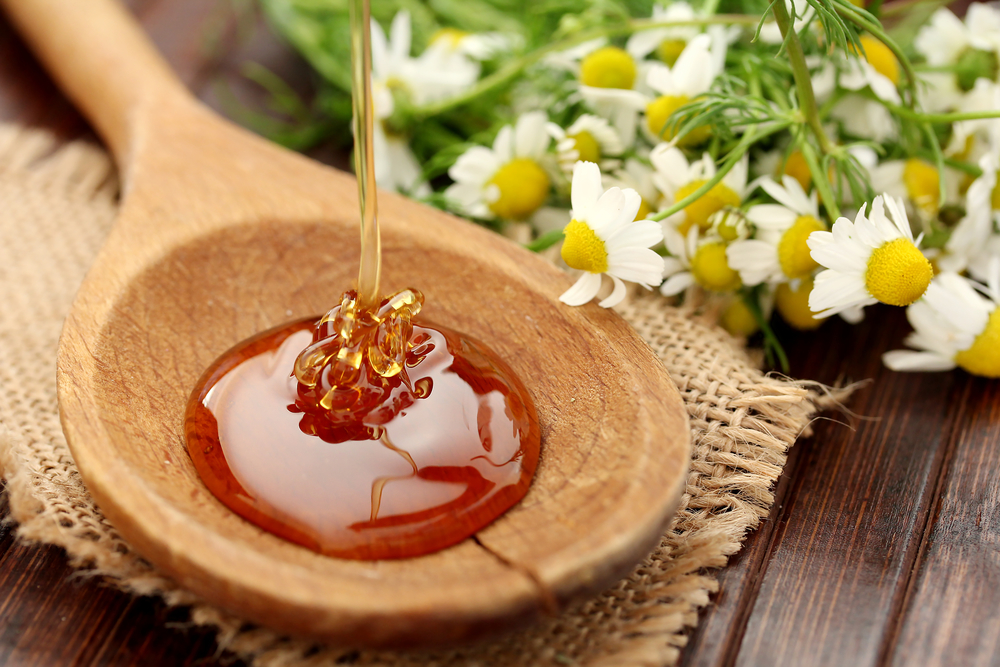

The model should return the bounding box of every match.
[185,317,540,560]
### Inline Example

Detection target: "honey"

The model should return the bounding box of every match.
[184,0,540,559]
[185,311,539,559]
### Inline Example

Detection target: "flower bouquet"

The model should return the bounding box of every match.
[254,0,1000,377]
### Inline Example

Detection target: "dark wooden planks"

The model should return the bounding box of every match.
[0,488,227,666]
[725,308,971,667]
[887,376,1000,667]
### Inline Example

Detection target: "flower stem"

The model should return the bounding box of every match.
[652,121,793,223]
[772,0,831,154]
[526,228,564,252]
[744,286,789,372]
[799,137,841,220]
[885,103,1000,124]
[772,0,839,215]
[411,15,760,119]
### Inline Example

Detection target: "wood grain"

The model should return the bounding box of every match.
[0,488,225,666]
[732,308,965,667]
[1,0,689,649]
[886,375,1000,667]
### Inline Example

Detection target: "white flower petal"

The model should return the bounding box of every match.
[882,350,957,372]
[627,28,669,60]
[727,240,781,285]
[660,271,695,296]
[671,34,714,97]
[588,187,627,231]
[747,204,797,229]
[390,10,412,64]
[571,161,603,217]
[492,126,514,163]
[809,269,870,313]
[559,272,603,306]
[599,275,628,308]
[662,257,686,275]
[605,219,663,251]
[515,111,549,158]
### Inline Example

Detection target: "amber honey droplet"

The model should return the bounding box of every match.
[185,314,540,560]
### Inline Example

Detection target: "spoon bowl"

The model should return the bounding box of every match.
[3,0,690,647]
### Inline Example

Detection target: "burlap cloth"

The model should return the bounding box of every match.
[0,123,840,666]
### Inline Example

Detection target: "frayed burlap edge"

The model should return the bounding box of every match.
[0,123,847,667]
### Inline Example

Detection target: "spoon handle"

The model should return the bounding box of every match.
[0,0,190,164]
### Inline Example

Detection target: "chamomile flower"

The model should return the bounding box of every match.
[661,226,743,295]
[808,195,934,319]
[727,176,825,286]
[372,12,479,106]
[369,11,478,194]
[559,162,665,308]
[870,158,953,220]
[559,40,648,146]
[547,114,624,176]
[428,28,516,61]
[915,6,1000,94]
[643,33,724,145]
[651,144,749,235]
[446,111,553,221]
[840,35,902,104]
[883,264,1000,377]
[939,155,1000,279]
[626,2,700,64]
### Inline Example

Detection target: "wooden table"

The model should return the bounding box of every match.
[1,2,998,665]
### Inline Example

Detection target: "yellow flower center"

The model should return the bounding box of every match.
[780,150,812,192]
[580,46,637,89]
[903,158,940,215]
[487,158,551,220]
[860,35,900,86]
[569,131,601,164]
[561,219,609,273]
[721,299,759,337]
[674,179,742,234]
[776,278,823,330]
[954,307,1000,378]
[657,38,687,66]
[864,237,933,306]
[691,241,742,292]
[715,209,743,241]
[646,94,711,146]
[778,215,825,279]
[635,198,654,221]
[431,28,468,49]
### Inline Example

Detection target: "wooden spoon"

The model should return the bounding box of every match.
[3,0,690,648]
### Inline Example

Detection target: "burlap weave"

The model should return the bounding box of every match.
[0,123,837,667]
